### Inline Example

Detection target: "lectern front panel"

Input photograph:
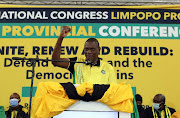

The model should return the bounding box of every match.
[54,111,118,118]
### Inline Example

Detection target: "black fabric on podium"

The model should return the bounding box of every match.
[90,84,109,100]
[60,82,110,102]
[60,82,81,99]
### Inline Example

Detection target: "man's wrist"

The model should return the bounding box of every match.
[58,35,64,40]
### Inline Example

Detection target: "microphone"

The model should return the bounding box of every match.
[12,56,87,64]
[12,57,26,60]
[84,59,98,66]
[12,57,39,61]
[84,59,92,65]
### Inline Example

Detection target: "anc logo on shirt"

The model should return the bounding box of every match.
[101,70,106,74]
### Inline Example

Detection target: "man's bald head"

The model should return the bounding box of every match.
[153,94,165,104]
[10,93,20,99]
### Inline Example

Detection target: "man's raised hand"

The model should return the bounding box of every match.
[60,26,71,38]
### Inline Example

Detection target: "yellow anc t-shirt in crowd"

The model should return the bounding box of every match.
[67,57,117,84]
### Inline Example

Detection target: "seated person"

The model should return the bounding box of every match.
[135,94,145,118]
[0,105,6,118]
[5,93,28,118]
[172,111,180,118]
[144,94,176,118]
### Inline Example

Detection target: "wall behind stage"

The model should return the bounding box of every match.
[0,4,180,111]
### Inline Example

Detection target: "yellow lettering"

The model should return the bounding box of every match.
[72,26,76,36]
[34,26,45,36]
[152,12,161,20]
[88,26,96,36]
[146,12,152,20]
[111,12,117,19]
[12,26,21,36]
[171,12,177,20]
[178,13,180,20]
[51,26,61,36]
[76,26,87,36]
[2,26,11,36]
[45,26,49,36]
[137,12,145,20]
[164,12,170,20]
[130,12,136,19]
[22,26,34,36]
[120,12,129,19]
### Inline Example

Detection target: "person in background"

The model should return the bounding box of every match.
[135,94,145,118]
[172,111,180,118]
[0,105,6,118]
[144,94,176,118]
[5,93,28,118]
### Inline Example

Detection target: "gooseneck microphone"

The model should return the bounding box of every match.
[12,56,93,65]
[12,57,26,60]
[84,59,93,65]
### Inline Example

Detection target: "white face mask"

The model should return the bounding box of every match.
[10,98,19,107]
[153,103,160,110]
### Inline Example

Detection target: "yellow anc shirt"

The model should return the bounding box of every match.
[68,57,117,84]
[159,110,165,118]
[11,110,17,118]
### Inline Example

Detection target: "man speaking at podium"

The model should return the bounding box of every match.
[52,26,117,84]
[31,27,134,118]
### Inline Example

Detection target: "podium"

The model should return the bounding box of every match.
[53,100,131,118]
[31,83,133,118]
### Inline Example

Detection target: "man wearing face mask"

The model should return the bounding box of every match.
[135,94,145,118]
[52,26,117,84]
[144,94,176,118]
[5,93,28,118]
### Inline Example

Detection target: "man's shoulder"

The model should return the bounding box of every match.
[145,106,176,113]
[167,106,176,113]
[76,57,85,62]
[69,57,85,62]
[18,105,28,114]
[145,107,152,111]
[168,106,175,110]
[147,107,152,109]
[14,105,27,112]
[5,106,11,112]
[100,60,113,68]
[22,107,28,114]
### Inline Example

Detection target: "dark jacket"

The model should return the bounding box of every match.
[5,105,28,118]
[137,105,145,118]
[144,106,176,118]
